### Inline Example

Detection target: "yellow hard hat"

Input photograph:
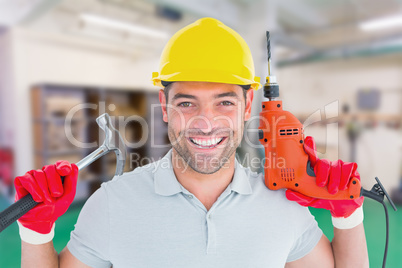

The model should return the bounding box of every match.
[152,17,261,90]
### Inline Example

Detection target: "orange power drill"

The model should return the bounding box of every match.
[258,32,396,268]
[258,32,396,203]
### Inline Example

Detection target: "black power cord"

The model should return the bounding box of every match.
[381,201,389,268]
[361,177,397,268]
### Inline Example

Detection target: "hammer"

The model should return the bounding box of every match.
[0,113,127,233]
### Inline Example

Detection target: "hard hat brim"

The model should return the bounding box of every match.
[152,70,261,90]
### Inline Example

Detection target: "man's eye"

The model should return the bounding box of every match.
[221,101,234,106]
[178,102,192,107]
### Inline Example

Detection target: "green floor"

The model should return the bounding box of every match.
[0,198,401,267]
[310,199,402,267]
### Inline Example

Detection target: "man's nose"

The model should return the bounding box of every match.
[190,106,217,132]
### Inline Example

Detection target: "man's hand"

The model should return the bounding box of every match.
[15,161,92,268]
[286,136,364,218]
[14,160,78,235]
[285,136,369,267]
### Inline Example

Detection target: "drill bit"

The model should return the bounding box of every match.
[266,31,271,77]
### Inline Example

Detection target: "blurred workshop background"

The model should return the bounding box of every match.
[0,0,401,266]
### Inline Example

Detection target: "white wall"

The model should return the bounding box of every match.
[0,30,17,148]
[8,27,160,176]
[278,56,402,115]
[277,55,402,190]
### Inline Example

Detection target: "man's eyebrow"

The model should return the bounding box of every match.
[172,93,197,101]
[214,92,240,99]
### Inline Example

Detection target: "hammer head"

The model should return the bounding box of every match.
[96,114,127,176]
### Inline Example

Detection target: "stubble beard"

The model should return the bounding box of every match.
[168,125,241,174]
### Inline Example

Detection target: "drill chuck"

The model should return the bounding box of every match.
[263,76,279,99]
[263,83,279,98]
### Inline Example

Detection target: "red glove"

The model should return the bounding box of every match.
[286,136,364,218]
[14,161,78,234]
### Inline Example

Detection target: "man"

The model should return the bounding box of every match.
[16,18,368,267]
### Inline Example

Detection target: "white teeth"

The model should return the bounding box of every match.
[190,137,224,147]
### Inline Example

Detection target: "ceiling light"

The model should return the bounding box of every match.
[80,13,168,39]
[359,15,402,31]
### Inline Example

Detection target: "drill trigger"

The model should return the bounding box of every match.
[306,160,316,177]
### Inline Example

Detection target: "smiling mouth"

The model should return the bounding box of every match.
[188,137,226,149]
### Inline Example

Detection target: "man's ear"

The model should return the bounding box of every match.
[244,89,254,121]
[159,89,168,122]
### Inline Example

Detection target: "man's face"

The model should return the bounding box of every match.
[159,81,254,174]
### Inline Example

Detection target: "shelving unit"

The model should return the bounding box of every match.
[31,84,170,199]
